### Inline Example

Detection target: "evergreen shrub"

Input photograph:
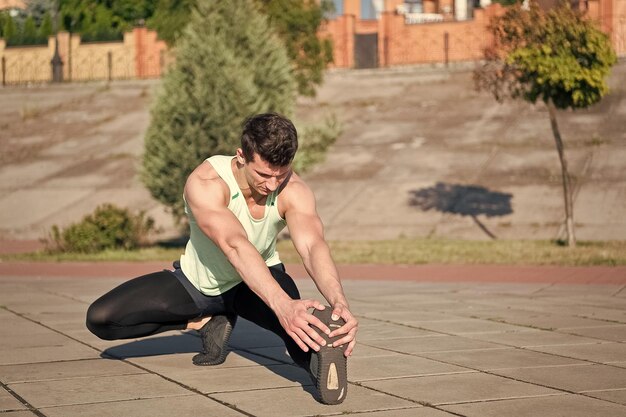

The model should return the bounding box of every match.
[142,0,296,221]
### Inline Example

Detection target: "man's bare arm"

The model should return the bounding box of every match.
[283,178,358,356]
[183,168,330,352]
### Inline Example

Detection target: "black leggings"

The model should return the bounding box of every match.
[86,263,310,366]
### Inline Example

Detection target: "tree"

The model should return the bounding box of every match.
[146,0,195,45]
[257,0,334,96]
[142,0,296,221]
[147,0,332,96]
[22,15,38,45]
[2,14,17,45]
[474,0,616,247]
[38,11,53,39]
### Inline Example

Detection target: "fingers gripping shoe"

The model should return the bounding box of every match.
[192,314,237,366]
[309,307,348,405]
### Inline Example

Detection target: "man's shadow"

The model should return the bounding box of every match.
[101,318,316,397]
[409,182,513,239]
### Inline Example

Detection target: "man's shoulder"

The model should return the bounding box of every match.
[185,161,229,205]
[282,171,311,195]
[280,171,316,210]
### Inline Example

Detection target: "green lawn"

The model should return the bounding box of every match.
[3,239,625,266]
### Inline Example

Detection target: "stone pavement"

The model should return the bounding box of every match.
[1,268,626,416]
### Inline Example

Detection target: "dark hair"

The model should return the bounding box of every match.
[241,113,298,167]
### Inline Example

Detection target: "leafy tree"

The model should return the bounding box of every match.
[2,14,17,45]
[26,0,53,26]
[59,1,126,40]
[22,15,39,45]
[142,0,296,220]
[146,0,332,96]
[474,0,616,247]
[146,0,195,45]
[38,11,53,39]
[257,0,334,96]
[0,13,6,38]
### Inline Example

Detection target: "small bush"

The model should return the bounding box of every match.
[47,204,156,253]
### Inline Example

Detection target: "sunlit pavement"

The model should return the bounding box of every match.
[1,266,625,416]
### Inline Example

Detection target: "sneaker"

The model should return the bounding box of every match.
[308,307,348,405]
[192,314,237,366]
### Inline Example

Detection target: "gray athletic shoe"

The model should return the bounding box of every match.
[192,314,237,366]
[308,307,348,405]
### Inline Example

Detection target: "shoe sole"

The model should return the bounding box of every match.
[312,308,348,405]
[192,315,236,366]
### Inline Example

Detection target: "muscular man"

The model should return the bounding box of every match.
[86,113,358,404]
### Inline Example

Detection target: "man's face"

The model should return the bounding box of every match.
[237,149,291,196]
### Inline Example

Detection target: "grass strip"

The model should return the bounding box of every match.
[2,239,625,266]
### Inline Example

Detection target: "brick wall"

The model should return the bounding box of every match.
[1,28,168,85]
[380,5,501,66]
[321,3,504,69]
[323,0,624,69]
[586,0,626,56]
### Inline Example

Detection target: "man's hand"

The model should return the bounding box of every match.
[273,299,330,353]
[328,303,358,357]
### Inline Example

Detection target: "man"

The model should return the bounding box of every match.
[87,113,358,405]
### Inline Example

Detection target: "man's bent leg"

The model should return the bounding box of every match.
[86,269,202,340]
[229,264,311,367]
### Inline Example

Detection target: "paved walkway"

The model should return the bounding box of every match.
[1,265,625,416]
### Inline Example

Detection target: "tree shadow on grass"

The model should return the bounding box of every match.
[409,182,513,239]
[100,318,316,399]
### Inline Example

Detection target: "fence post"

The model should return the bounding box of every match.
[107,51,113,82]
[1,57,5,86]
[444,31,449,68]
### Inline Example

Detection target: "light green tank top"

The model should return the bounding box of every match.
[180,155,286,295]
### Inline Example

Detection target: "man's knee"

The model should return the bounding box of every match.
[85,300,117,340]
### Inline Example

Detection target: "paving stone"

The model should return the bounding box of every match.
[364,335,506,354]
[351,344,402,358]
[356,320,439,341]
[228,319,285,349]
[441,394,626,416]
[0,387,26,412]
[462,329,603,347]
[99,332,201,359]
[0,340,99,365]
[481,314,615,331]
[410,318,534,334]
[493,364,626,392]
[242,346,293,364]
[165,363,311,394]
[529,342,626,364]
[8,374,191,408]
[129,350,281,373]
[41,395,243,417]
[582,389,626,405]
[421,347,585,370]
[339,407,453,416]
[362,373,559,405]
[211,384,416,417]
[0,330,71,350]
[561,325,626,342]
[350,354,473,381]
[0,358,143,384]
[361,310,460,323]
